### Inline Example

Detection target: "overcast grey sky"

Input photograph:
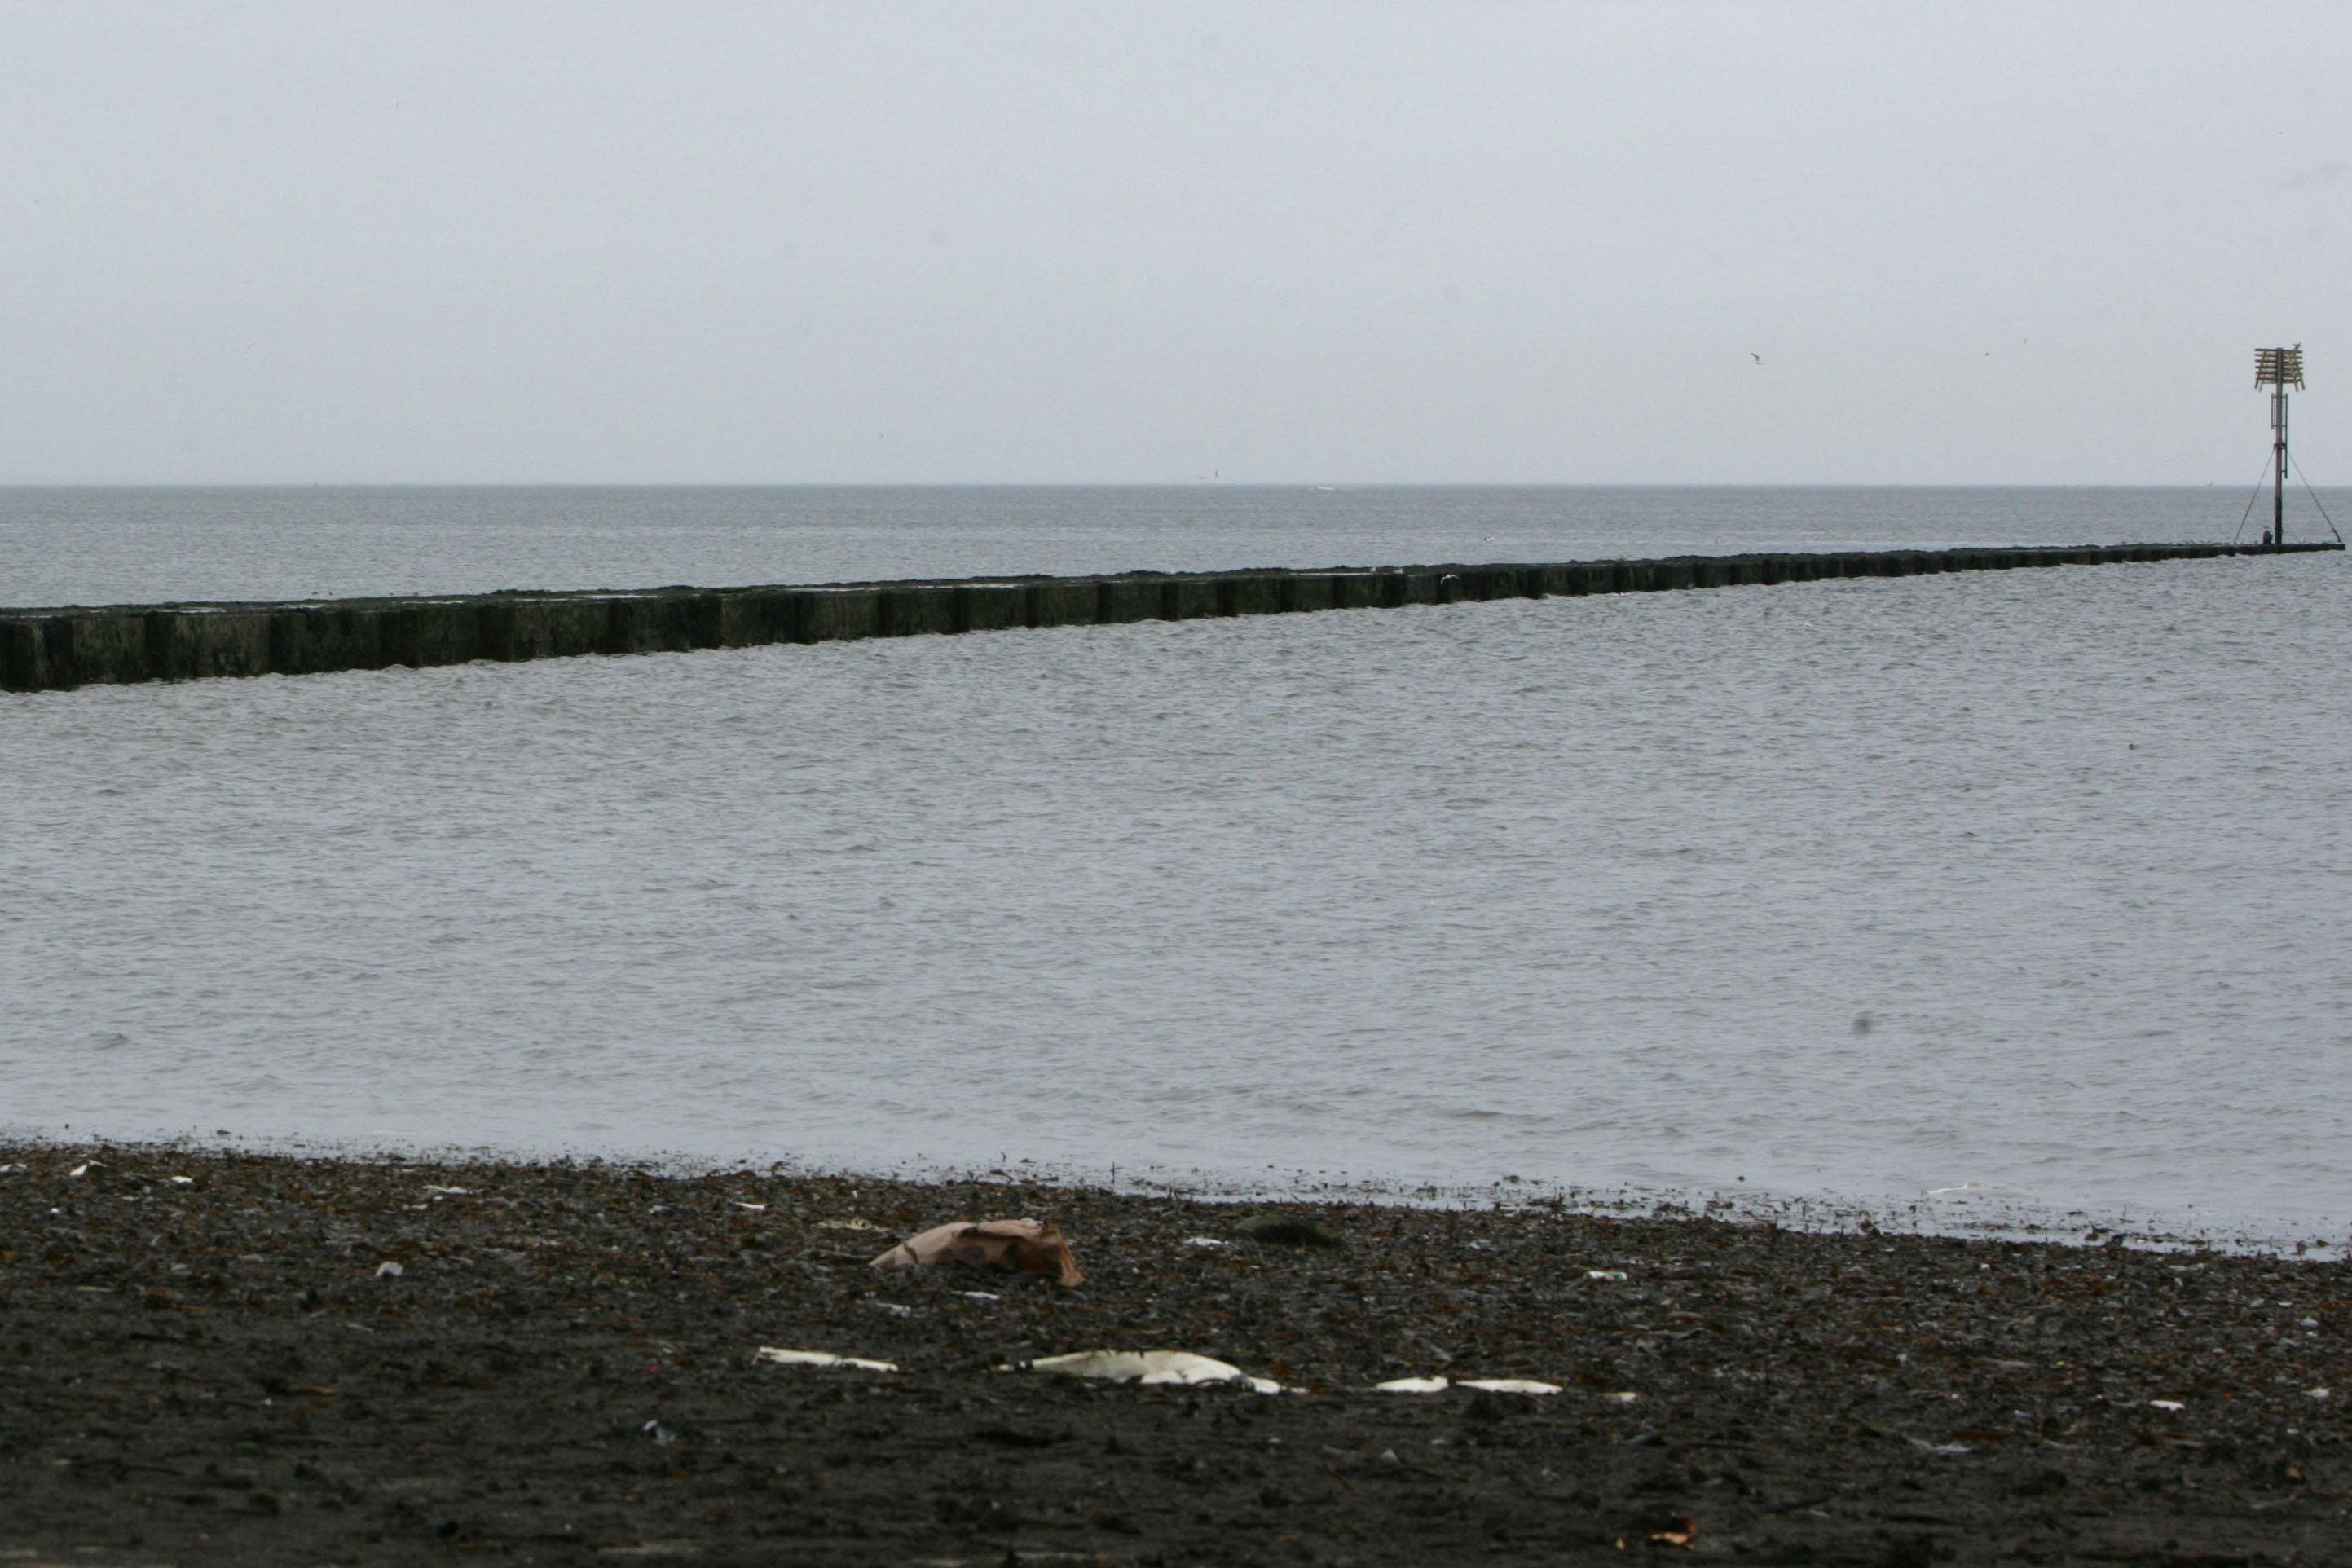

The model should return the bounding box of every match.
[2,1,2345,485]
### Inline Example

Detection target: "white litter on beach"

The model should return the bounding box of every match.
[1374,1376,1561,1396]
[1600,1390,1641,1404]
[754,1347,899,1372]
[1587,1269,1628,1281]
[1460,1378,1561,1395]
[1011,1350,1284,1394]
[2149,1399,2185,1412]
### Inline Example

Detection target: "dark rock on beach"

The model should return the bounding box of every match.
[2,1143,2347,1565]
[1233,1212,1346,1249]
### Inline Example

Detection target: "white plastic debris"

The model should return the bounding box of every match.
[1460,1378,1561,1395]
[956,1291,1001,1302]
[167,1175,194,1185]
[1183,1237,1228,1249]
[733,1201,766,1212]
[1374,1374,1561,1396]
[421,1185,469,1196]
[68,1163,98,1178]
[0,1163,27,1175]
[754,1347,899,1372]
[2149,1399,2185,1412]
[2309,1388,2333,1400]
[374,1261,403,1279]
[1012,1350,1284,1395]
[1587,1269,1628,1281]
[1600,1390,1641,1404]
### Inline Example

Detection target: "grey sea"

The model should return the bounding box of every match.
[4,486,2349,1249]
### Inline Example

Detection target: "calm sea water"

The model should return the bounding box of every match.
[3,488,2349,1249]
[2,483,2337,608]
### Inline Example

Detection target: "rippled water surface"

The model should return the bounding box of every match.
[4,489,2350,1245]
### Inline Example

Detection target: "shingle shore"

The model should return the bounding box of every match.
[3,1142,2346,1564]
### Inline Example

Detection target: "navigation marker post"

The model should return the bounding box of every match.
[2256,346,2305,548]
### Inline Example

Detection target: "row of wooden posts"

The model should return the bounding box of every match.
[2,540,2336,694]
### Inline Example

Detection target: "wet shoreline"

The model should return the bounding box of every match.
[5,1141,2347,1563]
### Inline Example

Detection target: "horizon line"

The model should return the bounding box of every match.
[2,479,2336,491]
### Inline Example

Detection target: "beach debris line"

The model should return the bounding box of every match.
[870,1218,1084,1285]
[1008,1350,1286,1394]
[754,1347,900,1372]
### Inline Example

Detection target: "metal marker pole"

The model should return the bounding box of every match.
[2275,386,2288,547]
[2257,346,2304,548]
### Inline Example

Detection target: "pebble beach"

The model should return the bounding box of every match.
[5,1142,2348,1565]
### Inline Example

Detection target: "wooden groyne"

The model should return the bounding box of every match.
[2,540,2336,694]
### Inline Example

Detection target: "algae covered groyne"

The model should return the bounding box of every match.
[2,539,2335,693]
